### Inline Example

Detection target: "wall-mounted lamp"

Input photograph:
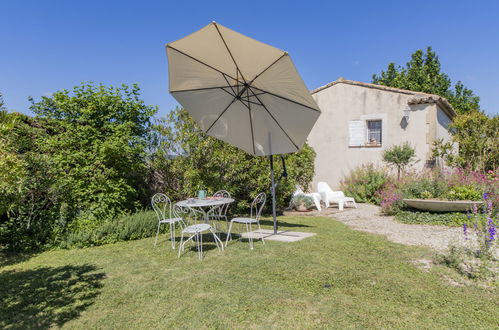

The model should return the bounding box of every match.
[403,106,411,123]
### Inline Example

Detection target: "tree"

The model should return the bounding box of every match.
[432,112,499,172]
[0,94,27,217]
[147,108,316,213]
[1,84,157,250]
[372,47,480,114]
[382,143,416,179]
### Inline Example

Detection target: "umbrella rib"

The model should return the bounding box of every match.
[247,52,287,86]
[213,23,246,83]
[171,86,231,93]
[205,98,237,134]
[167,46,238,82]
[250,86,321,113]
[248,88,300,151]
[222,74,237,95]
[219,87,236,98]
[227,91,257,155]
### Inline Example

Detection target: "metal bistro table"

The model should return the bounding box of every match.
[175,197,234,259]
[175,197,234,222]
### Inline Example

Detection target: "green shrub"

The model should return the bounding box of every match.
[402,178,449,199]
[340,164,389,204]
[291,194,315,210]
[446,185,482,201]
[395,210,473,226]
[1,83,157,251]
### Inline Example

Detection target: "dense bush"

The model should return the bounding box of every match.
[401,178,449,199]
[446,185,482,201]
[340,164,389,204]
[147,108,316,214]
[0,84,157,251]
[432,112,498,172]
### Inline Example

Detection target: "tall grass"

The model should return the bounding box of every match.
[60,210,161,248]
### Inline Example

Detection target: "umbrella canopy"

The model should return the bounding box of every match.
[166,22,321,156]
[166,22,321,233]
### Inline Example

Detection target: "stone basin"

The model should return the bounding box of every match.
[402,199,483,212]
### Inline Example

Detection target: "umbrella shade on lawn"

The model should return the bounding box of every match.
[166,22,321,233]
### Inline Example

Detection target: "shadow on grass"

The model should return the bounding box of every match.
[0,264,105,329]
[0,249,39,268]
[258,219,313,228]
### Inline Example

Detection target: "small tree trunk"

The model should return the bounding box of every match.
[397,167,401,180]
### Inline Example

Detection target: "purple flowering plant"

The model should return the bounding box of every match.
[462,194,497,259]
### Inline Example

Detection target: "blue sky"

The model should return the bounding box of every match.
[1,0,498,117]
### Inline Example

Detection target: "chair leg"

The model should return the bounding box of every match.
[224,216,232,240]
[198,232,203,260]
[211,229,223,252]
[258,222,265,245]
[170,223,175,249]
[246,222,253,250]
[249,222,254,250]
[178,232,184,258]
[225,221,234,247]
[154,222,161,246]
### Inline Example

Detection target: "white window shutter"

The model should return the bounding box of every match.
[348,120,365,146]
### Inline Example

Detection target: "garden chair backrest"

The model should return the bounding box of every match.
[250,193,266,221]
[213,190,231,217]
[213,190,231,199]
[317,182,334,194]
[151,193,176,222]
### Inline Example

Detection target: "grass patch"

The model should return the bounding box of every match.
[1,216,497,328]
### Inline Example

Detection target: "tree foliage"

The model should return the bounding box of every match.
[148,108,316,213]
[432,112,499,172]
[0,84,157,250]
[372,47,480,114]
[382,143,416,179]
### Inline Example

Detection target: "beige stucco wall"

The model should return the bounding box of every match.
[436,107,452,142]
[307,83,452,190]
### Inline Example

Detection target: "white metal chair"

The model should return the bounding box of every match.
[225,193,266,250]
[208,190,231,232]
[152,193,185,249]
[317,182,357,210]
[177,205,224,260]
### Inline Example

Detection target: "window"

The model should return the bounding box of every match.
[367,120,382,145]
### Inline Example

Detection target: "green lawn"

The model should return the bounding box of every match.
[1,216,498,329]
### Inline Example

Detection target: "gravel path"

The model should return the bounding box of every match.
[286,203,464,252]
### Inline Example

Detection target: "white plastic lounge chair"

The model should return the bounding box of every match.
[317,182,357,211]
[293,185,322,211]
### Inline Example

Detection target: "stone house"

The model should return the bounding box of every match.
[307,77,457,189]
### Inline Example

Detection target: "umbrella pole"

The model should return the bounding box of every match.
[270,155,278,234]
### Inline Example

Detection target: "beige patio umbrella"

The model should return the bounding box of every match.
[166,22,321,233]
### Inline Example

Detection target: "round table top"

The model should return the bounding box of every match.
[176,197,234,208]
